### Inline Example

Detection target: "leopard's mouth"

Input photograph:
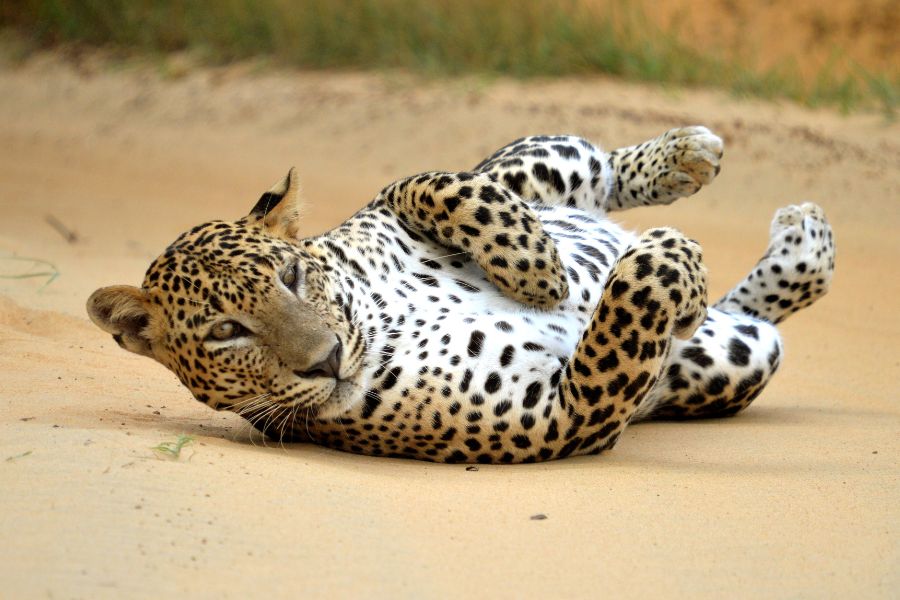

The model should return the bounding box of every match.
[275,366,361,410]
[311,372,368,420]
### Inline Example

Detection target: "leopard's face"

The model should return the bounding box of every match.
[87,170,367,430]
[150,222,366,412]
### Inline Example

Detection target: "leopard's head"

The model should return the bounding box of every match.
[87,170,366,432]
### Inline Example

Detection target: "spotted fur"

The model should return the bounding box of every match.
[87,127,835,463]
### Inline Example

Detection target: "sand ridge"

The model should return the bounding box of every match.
[0,56,898,598]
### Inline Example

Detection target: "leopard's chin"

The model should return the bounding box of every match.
[315,376,367,420]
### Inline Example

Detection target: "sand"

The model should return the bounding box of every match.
[1,55,898,598]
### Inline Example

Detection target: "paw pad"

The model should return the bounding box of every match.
[653,126,724,203]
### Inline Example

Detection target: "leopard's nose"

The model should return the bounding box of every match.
[295,340,343,379]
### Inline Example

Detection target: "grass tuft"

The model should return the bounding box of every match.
[5,450,33,462]
[0,255,60,289]
[1,0,897,115]
[151,434,194,460]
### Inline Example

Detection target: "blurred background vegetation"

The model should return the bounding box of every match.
[1,0,897,114]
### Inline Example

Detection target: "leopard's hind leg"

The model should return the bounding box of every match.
[636,309,784,420]
[637,202,835,420]
[546,227,710,457]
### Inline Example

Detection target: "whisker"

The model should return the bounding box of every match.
[304,406,316,442]
[247,402,281,447]
[235,398,275,419]
[231,392,272,411]
[260,406,283,448]
[287,401,302,444]
[235,397,273,416]
[428,250,471,261]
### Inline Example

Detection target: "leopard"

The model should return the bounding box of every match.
[87,126,835,463]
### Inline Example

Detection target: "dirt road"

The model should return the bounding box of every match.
[1,55,897,598]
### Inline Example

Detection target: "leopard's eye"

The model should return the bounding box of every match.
[208,321,248,341]
[280,263,299,288]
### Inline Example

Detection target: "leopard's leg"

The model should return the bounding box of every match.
[636,309,784,420]
[715,202,835,323]
[380,172,568,308]
[473,135,615,213]
[474,127,722,215]
[636,203,834,420]
[606,126,724,210]
[546,227,710,458]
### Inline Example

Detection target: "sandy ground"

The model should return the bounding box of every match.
[0,55,898,599]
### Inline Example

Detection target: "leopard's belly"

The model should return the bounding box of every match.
[314,206,635,428]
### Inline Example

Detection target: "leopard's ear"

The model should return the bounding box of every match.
[86,285,155,359]
[246,167,303,240]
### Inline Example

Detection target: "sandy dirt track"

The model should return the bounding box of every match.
[1,56,898,598]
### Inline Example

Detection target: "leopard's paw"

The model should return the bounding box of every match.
[652,126,724,203]
[715,202,835,324]
[627,227,709,339]
[759,202,835,321]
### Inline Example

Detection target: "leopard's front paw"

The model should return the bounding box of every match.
[479,241,569,308]
[652,126,724,203]
[610,126,724,210]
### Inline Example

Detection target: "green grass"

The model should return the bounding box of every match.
[0,255,60,290]
[5,450,33,462]
[1,0,897,115]
[151,434,194,460]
